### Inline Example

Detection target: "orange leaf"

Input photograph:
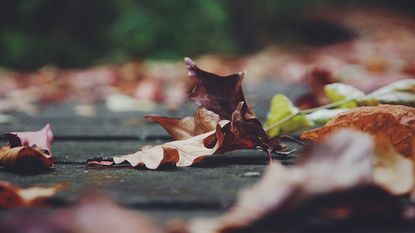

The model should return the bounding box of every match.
[0,146,54,169]
[301,105,415,158]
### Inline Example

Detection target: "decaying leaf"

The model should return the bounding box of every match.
[301,105,415,158]
[90,59,286,169]
[188,130,407,233]
[146,107,220,140]
[111,121,227,169]
[0,181,64,208]
[0,124,54,169]
[185,57,256,120]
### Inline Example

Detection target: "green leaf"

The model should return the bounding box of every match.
[362,79,415,106]
[306,109,347,125]
[324,83,365,108]
[264,94,314,137]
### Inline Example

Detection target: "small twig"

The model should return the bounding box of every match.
[279,135,307,146]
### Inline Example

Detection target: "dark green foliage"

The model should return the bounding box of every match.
[0,0,412,69]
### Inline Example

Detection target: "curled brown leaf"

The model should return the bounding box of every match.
[90,121,228,169]
[1,124,54,169]
[301,105,415,158]
[185,57,255,120]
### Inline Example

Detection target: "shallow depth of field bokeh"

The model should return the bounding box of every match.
[1,0,414,70]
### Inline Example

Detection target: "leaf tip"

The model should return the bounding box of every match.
[184,57,196,68]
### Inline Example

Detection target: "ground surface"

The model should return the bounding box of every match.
[0,83,303,221]
[1,83,412,232]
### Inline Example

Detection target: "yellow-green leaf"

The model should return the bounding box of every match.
[264,94,314,137]
[324,83,365,108]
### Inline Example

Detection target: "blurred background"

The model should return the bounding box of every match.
[1,0,415,116]
[1,0,414,69]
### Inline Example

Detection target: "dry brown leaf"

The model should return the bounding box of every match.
[89,59,287,169]
[188,130,405,233]
[0,181,64,208]
[0,145,54,169]
[185,57,256,120]
[146,107,220,140]
[1,124,54,169]
[301,105,415,158]
[90,121,228,169]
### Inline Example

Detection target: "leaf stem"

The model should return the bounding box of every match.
[263,112,298,131]
[263,97,356,132]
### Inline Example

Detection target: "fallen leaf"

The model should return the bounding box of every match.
[5,124,53,153]
[0,145,54,169]
[184,59,285,155]
[188,130,405,233]
[264,94,314,137]
[305,108,348,124]
[301,105,415,158]
[324,83,365,108]
[92,59,287,169]
[92,121,227,169]
[146,107,220,140]
[1,124,54,169]
[0,181,64,208]
[185,57,255,120]
[219,102,284,155]
[363,79,415,106]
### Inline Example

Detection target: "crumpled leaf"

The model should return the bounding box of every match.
[1,124,54,169]
[264,94,314,137]
[184,58,282,154]
[0,181,64,208]
[146,107,220,140]
[0,146,54,169]
[90,59,286,169]
[324,83,365,108]
[301,105,415,158]
[90,121,227,169]
[91,102,286,169]
[185,57,256,120]
[188,130,405,233]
